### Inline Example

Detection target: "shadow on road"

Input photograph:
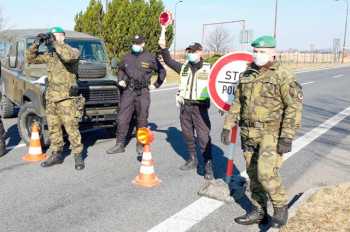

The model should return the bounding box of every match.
[148,122,242,180]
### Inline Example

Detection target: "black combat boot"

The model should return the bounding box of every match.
[136,141,143,156]
[204,159,214,180]
[271,205,288,228]
[0,139,6,157]
[180,154,198,170]
[41,151,63,168]
[234,207,268,225]
[74,153,85,170]
[106,143,125,154]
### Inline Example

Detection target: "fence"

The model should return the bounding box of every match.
[276,52,344,65]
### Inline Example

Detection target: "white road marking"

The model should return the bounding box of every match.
[333,74,343,78]
[151,86,178,92]
[148,106,350,232]
[301,81,314,85]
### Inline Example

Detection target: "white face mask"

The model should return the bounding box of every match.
[253,52,270,66]
[187,53,199,63]
[132,44,143,53]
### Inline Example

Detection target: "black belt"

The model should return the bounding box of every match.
[127,82,148,91]
[184,99,210,107]
[240,120,280,129]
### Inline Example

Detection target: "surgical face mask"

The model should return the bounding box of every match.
[132,44,142,53]
[253,52,270,66]
[187,53,199,63]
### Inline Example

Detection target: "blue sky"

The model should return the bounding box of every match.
[1,0,347,51]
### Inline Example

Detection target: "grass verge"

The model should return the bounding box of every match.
[282,183,350,232]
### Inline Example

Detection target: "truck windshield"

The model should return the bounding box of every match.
[26,39,107,61]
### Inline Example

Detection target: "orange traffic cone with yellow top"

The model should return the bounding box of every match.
[132,127,162,188]
[22,124,47,162]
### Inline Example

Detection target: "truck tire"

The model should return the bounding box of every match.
[0,94,15,118]
[78,61,106,78]
[18,102,50,147]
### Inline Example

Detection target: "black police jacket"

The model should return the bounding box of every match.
[118,50,166,88]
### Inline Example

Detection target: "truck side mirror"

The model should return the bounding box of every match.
[9,56,17,68]
[111,58,117,70]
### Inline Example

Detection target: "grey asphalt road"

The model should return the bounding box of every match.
[0,66,349,232]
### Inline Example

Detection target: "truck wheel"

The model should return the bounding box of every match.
[18,102,50,147]
[0,94,15,118]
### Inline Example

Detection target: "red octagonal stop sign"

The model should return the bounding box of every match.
[208,52,253,112]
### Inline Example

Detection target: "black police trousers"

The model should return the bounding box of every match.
[0,118,6,140]
[116,88,150,144]
[180,104,212,161]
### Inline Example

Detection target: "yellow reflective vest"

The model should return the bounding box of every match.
[179,62,210,101]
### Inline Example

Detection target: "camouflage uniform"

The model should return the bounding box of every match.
[223,61,303,208]
[26,42,83,154]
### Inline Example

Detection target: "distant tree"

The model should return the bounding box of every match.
[100,0,173,62]
[206,26,234,53]
[142,0,174,57]
[74,0,104,37]
[75,0,173,63]
[101,0,131,62]
[0,5,14,31]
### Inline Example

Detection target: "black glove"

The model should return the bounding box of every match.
[45,33,56,46]
[221,129,230,145]
[277,137,292,155]
[34,33,46,46]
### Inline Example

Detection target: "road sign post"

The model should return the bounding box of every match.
[208,51,253,185]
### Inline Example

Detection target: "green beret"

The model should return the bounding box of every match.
[49,27,65,33]
[251,36,276,48]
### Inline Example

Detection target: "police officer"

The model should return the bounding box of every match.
[221,36,303,228]
[158,37,213,180]
[107,35,166,155]
[26,27,85,170]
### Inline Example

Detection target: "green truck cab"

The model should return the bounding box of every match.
[0,29,120,146]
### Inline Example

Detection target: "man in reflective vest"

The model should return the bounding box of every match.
[159,38,213,180]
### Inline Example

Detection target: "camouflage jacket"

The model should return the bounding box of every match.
[26,42,79,102]
[223,61,303,139]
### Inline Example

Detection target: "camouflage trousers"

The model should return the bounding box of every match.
[241,128,288,208]
[46,98,83,154]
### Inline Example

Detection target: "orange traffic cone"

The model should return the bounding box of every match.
[132,144,162,188]
[22,124,47,162]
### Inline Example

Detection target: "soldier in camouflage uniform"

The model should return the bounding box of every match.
[26,27,85,170]
[221,36,303,228]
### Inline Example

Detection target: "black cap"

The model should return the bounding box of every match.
[186,42,202,51]
[132,35,145,44]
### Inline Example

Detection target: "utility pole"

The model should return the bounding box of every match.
[174,1,183,57]
[106,0,109,14]
[274,0,278,38]
[336,0,348,63]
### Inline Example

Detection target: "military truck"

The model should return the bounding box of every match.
[0,29,121,146]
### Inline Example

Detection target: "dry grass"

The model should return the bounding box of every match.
[281,183,350,232]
